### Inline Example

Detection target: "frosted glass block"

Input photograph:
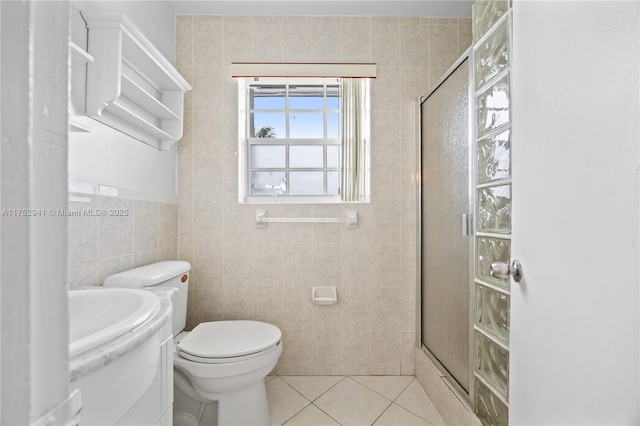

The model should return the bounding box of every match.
[250,145,286,168]
[475,331,509,398]
[475,283,510,343]
[327,171,340,195]
[290,145,324,168]
[290,113,323,138]
[477,184,511,233]
[473,0,509,43]
[252,112,285,138]
[327,145,340,168]
[475,379,508,426]
[250,171,287,195]
[476,74,510,138]
[289,171,324,195]
[477,129,510,183]
[476,236,510,289]
[474,19,509,89]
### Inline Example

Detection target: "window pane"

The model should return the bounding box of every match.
[251,85,286,109]
[250,145,286,168]
[290,145,324,168]
[252,113,285,138]
[327,85,340,109]
[289,172,324,195]
[290,113,323,138]
[242,79,361,202]
[327,113,339,138]
[289,85,324,109]
[327,171,340,195]
[250,171,287,195]
[327,145,341,168]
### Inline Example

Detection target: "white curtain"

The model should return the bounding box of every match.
[340,78,368,202]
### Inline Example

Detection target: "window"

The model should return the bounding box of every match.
[238,77,370,203]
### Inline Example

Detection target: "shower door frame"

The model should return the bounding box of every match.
[417,47,475,405]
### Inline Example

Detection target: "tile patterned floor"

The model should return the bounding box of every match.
[266,376,446,426]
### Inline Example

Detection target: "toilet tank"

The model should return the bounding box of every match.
[103,261,191,337]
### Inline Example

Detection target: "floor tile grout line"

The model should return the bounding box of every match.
[320,375,349,401]
[276,375,348,425]
[390,377,417,403]
[348,376,394,403]
[378,378,427,426]
[271,375,445,426]
[309,401,344,426]
[349,375,416,403]
[308,376,351,424]
[304,375,348,403]
[277,376,314,403]
[320,376,394,426]
[273,377,314,425]
[280,401,312,426]
[382,401,439,426]
[391,378,445,425]
[369,399,394,426]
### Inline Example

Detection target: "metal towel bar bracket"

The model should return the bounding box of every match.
[255,209,358,229]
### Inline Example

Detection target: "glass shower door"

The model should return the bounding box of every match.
[420,56,471,394]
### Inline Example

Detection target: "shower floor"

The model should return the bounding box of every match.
[266,375,446,425]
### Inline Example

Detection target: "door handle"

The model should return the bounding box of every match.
[490,260,523,283]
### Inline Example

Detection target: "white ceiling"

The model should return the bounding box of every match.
[170,1,473,17]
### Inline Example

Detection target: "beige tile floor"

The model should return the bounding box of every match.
[266,376,446,426]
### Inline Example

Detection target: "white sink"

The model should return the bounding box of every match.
[69,288,160,358]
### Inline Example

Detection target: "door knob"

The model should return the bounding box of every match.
[490,260,523,283]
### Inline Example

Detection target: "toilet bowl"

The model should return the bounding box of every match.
[103,262,283,426]
[173,320,282,426]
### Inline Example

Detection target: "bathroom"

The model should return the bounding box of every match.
[1,0,638,425]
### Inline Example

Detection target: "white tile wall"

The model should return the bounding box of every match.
[67,196,178,287]
[176,15,472,375]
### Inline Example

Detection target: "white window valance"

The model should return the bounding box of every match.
[231,62,377,78]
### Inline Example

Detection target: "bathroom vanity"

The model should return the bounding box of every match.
[69,287,176,425]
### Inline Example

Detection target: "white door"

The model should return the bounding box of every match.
[509,1,639,424]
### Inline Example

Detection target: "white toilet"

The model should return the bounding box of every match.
[104,261,282,426]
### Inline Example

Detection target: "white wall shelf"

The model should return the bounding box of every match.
[69,118,92,133]
[81,11,191,151]
[69,41,94,63]
[69,39,93,133]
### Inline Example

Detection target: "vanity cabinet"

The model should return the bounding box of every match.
[69,289,175,426]
[81,11,191,151]
[115,329,174,426]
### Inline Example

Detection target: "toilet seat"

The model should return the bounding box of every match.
[177,320,281,364]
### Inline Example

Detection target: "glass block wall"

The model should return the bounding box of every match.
[472,1,512,424]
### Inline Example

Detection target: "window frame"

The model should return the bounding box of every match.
[239,77,344,204]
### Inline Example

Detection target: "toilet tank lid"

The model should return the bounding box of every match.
[103,261,191,288]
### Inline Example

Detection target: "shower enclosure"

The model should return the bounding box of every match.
[419,51,473,397]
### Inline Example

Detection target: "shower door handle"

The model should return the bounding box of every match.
[462,213,472,236]
[490,260,523,283]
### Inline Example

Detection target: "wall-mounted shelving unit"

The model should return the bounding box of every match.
[81,11,192,151]
[69,41,94,63]
[69,40,94,133]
